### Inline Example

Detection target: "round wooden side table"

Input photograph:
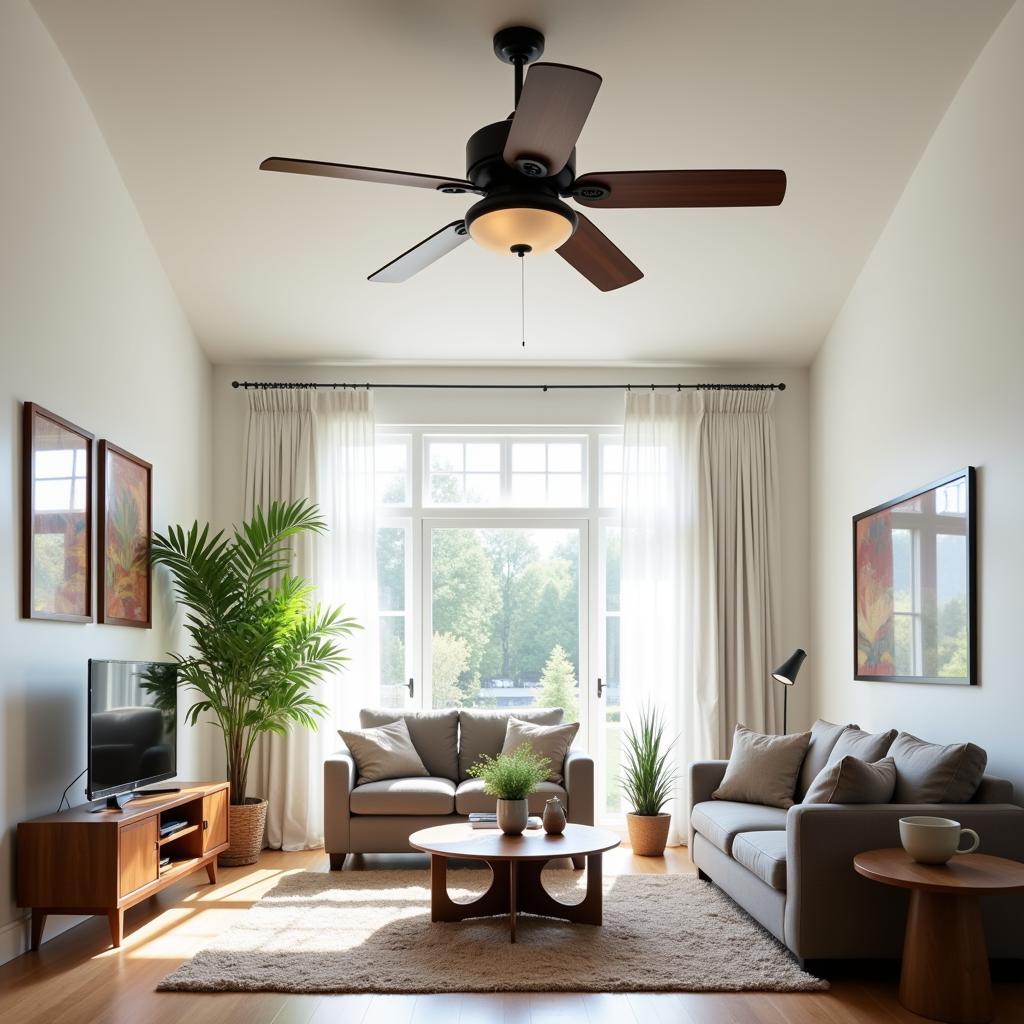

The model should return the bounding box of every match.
[854,848,1024,1024]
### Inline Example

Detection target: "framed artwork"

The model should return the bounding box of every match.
[97,441,152,628]
[853,467,976,685]
[22,403,94,622]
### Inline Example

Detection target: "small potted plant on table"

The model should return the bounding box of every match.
[468,745,550,836]
[621,706,677,856]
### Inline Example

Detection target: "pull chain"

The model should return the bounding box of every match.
[510,243,531,348]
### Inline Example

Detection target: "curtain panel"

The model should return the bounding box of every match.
[243,389,378,851]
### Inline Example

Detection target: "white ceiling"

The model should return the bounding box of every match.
[34,0,1010,366]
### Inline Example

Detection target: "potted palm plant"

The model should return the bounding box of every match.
[151,499,358,865]
[467,745,550,835]
[620,705,677,856]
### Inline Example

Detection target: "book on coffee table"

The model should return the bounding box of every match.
[468,813,542,830]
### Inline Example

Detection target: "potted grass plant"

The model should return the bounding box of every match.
[620,705,677,856]
[150,499,358,865]
[468,745,550,835]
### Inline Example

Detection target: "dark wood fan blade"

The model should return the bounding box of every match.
[260,158,478,194]
[556,213,642,292]
[368,221,469,283]
[571,169,787,208]
[503,63,602,178]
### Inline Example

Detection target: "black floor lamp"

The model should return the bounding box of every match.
[771,649,806,735]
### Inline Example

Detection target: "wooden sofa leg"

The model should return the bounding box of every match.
[329,853,348,871]
[571,855,586,870]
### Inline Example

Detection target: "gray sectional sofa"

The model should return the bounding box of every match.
[689,724,1024,964]
[325,706,594,869]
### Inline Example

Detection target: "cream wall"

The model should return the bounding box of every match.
[809,4,1023,790]
[211,360,812,752]
[0,0,212,961]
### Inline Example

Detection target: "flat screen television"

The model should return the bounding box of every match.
[87,658,178,807]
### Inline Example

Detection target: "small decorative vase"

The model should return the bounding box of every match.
[626,812,671,857]
[497,798,529,836]
[543,797,567,835]
[219,797,268,866]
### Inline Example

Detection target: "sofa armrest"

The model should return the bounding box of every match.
[688,760,729,848]
[564,748,594,826]
[785,802,1024,959]
[324,745,356,857]
[975,775,1014,804]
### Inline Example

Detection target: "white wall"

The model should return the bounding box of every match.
[810,4,1023,791]
[212,360,812,738]
[0,0,212,961]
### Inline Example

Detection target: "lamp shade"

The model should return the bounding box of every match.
[465,193,577,254]
[772,648,806,686]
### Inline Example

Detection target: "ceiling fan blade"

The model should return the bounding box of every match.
[260,158,478,194]
[571,169,787,208]
[556,213,642,292]
[503,63,602,178]
[368,221,469,283]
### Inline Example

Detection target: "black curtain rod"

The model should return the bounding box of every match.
[231,380,785,392]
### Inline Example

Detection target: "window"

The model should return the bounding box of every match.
[376,434,411,506]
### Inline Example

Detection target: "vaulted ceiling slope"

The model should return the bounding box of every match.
[34,0,1011,365]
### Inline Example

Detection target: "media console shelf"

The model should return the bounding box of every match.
[17,781,229,949]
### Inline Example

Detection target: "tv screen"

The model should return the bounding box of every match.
[88,659,177,800]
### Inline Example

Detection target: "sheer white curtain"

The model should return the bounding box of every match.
[243,389,378,850]
[620,389,780,846]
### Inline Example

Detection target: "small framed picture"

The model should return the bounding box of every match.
[22,403,94,622]
[97,441,152,628]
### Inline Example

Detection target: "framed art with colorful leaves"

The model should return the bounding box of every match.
[853,467,976,685]
[22,402,94,622]
[97,440,152,627]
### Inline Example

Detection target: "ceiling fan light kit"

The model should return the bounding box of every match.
[260,26,787,290]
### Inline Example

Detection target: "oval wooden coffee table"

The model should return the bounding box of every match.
[854,848,1024,1024]
[410,822,620,943]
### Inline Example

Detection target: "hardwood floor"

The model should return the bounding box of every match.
[1,845,1021,1024]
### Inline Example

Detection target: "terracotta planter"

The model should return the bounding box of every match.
[219,797,268,866]
[626,812,671,856]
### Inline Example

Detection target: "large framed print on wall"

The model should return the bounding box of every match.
[853,467,976,685]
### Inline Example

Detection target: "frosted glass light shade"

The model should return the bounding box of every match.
[468,205,575,254]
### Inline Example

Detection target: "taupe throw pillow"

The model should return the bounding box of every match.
[500,717,580,785]
[712,725,811,809]
[890,732,988,803]
[339,718,429,786]
[826,726,897,766]
[796,719,859,800]
[803,756,896,805]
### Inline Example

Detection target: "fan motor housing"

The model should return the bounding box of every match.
[466,120,576,196]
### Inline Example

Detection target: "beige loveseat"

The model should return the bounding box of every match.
[325,707,594,869]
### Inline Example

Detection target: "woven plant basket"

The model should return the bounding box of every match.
[626,812,671,856]
[219,797,268,866]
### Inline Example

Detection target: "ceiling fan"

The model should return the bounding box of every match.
[260,26,786,291]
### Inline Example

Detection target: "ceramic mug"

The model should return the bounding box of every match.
[899,815,980,865]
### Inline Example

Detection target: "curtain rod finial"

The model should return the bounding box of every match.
[231,381,239,389]
[778,382,786,391]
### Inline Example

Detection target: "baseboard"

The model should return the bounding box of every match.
[0,911,89,967]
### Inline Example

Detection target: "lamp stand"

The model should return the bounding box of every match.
[782,687,788,736]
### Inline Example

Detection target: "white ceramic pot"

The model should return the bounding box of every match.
[497,798,529,836]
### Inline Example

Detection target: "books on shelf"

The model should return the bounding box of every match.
[468,812,542,830]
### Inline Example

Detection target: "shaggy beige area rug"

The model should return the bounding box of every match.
[158,869,827,994]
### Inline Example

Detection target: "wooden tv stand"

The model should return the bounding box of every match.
[17,781,229,950]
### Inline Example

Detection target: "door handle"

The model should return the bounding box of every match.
[597,677,604,698]
[407,677,415,698]
[203,820,209,830]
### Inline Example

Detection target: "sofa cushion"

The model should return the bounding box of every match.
[500,717,579,784]
[826,726,897,766]
[454,778,567,816]
[803,756,896,805]
[458,707,563,781]
[732,831,788,891]
[350,776,456,816]
[339,719,429,785]
[796,719,858,801]
[890,732,988,803]
[712,725,811,809]
[690,800,788,856]
[360,708,459,781]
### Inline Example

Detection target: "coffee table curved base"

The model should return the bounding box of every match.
[430,853,603,943]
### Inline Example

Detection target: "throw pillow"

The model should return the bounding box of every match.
[458,707,563,780]
[500,716,580,785]
[338,718,429,785]
[803,755,896,805]
[359,708,458,780]
[712,725,812,809]
[826,726,897,766]
[796,719,859,800]
[889,732,988,803]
